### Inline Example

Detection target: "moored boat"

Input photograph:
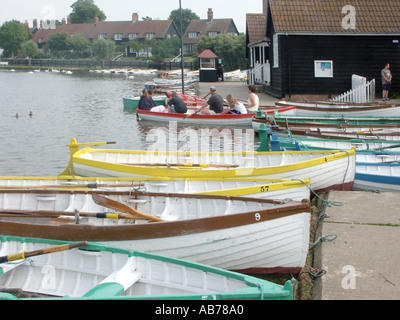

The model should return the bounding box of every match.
[276,100,400,117]
[0,235,293,300]
[352,151,400,192]
[0,190,311,275]
[259,132,400,192]
[0,176,311,201]
[61,138,356,193]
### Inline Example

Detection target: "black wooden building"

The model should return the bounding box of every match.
[246,0,400,99]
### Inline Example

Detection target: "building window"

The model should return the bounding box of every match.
[97,33,106,40]
[187,44,196,53]
[146,33,155,40]
[114,33,123,41]
[129,33,138,40]
[188,32,197,39]
[166,34,171,39]
[207,31,218,37]
[38,37,44,44]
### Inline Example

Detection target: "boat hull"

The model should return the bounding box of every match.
[276,100,400,117]
[64,142,356,194]
[0,191,311,275]
[0,176,311,201]
[136,109,254,126]
[0,236,293,300]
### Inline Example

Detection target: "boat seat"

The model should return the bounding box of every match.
[45,216,76,225]
[0,261,26,275]
[83,257,141,298]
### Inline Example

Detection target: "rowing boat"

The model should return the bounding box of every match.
[353,151,400,192]
[123,91,207,110]
[259,133,400,192]
[0,176,311,201]
[136,108,255,126]
[0,235,293,300]
[61,138,356,193]
[136,105,297,126]
[275,100,400,117]
[0,190,311,274]
[252,113,400,133]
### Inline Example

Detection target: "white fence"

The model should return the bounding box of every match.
[332,75,375,103]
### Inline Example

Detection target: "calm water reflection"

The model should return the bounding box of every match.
[0,69,257,176]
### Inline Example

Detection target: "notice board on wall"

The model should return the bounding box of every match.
[314,60,333,78]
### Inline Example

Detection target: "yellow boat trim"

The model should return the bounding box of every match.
[68,147,355,179]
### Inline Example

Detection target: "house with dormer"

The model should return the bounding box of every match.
[31,13,180,58]
[246,0,400,99]
[183,8,239,55]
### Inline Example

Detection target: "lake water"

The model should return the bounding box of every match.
[0,69,257,176]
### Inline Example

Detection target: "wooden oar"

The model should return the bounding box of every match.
[183,108,202,119]
[373,143,400,151]
[0,182,142,190]
[92,194,164,222]
[0,241,88,264]
[0,209,146,220]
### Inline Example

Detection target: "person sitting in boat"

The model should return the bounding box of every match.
[138,89,165,112]
[166,91,188,114]
[247,85,259,112]
[223,94,248,114]
[197,86,224,114]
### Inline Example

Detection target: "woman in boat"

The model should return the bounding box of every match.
[247,85,259,112]
[224,94,248,114]
[138,89,165,112]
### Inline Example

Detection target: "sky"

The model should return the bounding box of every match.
[0,0,263,33]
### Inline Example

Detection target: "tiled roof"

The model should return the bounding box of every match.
[198,49,218,58]
[31,19,176,43]
[269,0,400,33]
[87,20,175,39]
[184,19,236,44]
[246,13,267,44]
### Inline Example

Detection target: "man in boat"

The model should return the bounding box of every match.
[198,86,224,114]
[166,91,188,113]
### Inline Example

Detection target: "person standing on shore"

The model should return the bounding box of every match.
[247,85,259,112]
[381,63,392,101]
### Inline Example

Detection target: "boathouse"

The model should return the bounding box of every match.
[246,0,400,99]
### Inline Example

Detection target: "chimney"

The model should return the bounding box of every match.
[207,8,213,22]
[25,20,29,28]
[132,13,139,23]
[67,15,71,24]
[62,18,66,26]
[94,14,99,23]
[33,19,38,29]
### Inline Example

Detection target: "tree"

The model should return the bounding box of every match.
[69,0,106,23]
[92,39,115,67]
[168,9,199,35]
[197,33,247,71]
[0,20,30,57]
[20,40,39,65]
[151,37,181,62]
[68,34,90,57]
[45,32,71,58]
